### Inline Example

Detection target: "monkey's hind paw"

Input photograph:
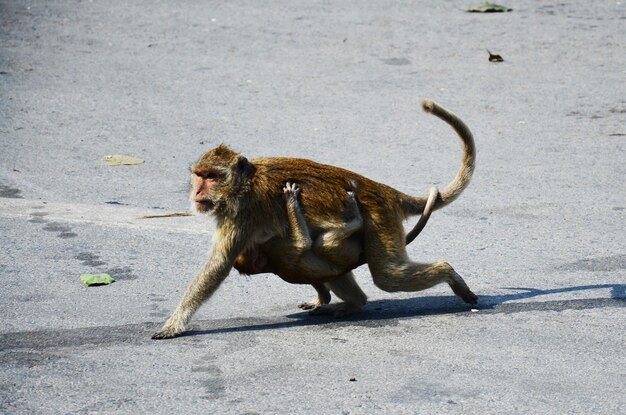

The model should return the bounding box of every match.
[298,301,319,310]
[345,190,358,206]
[452,287,478,305]
[448,273,478,305]
[462,291,478,305]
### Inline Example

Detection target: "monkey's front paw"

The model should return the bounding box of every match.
[151,326,184,340]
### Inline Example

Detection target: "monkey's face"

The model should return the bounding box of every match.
[189,144,254,215]
[190,168,225,213]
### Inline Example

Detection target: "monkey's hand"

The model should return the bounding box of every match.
[152,314,188,340]
[152,325,184,340]
[152,329,178,340]
[283,181,301,202]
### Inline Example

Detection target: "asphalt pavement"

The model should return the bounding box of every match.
[1,1,624,414]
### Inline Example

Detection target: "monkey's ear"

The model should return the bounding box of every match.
[235,156,255,177]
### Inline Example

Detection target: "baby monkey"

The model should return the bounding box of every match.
[283,181,363,310]
[283,181,362,270]
[242,180,439,313]
[241,181,364,310]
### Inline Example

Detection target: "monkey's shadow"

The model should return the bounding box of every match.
[185,283,626,337]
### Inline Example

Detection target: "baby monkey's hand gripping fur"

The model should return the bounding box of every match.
[153,100,476,339]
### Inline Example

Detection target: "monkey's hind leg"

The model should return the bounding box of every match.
[309,272,367,317]
[372,260,477,304]
[299,283,332,310]
[365,217,477,305]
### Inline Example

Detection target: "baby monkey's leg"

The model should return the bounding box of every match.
[315,190,362,252]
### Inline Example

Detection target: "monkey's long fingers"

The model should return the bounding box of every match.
[152,328,182,340]
[283,182,300,196]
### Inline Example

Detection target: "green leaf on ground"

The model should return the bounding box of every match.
[103,155,145,166]
[468,3,512,13]
[80,273,115,286]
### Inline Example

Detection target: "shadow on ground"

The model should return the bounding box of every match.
[1,283,623,353]
[185,283,626,336]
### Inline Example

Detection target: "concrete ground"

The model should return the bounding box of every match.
[1,1,624,414]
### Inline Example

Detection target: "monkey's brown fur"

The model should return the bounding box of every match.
[153,100,476,339]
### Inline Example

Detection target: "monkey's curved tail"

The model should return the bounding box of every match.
[404,100,476,244]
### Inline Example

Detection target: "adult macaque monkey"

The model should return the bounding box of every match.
[152,100,476,339]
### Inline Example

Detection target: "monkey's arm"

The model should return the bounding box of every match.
[152,223,246,339]
[283,182,313,253]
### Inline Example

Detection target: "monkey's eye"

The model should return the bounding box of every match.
[196,170,223,181]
